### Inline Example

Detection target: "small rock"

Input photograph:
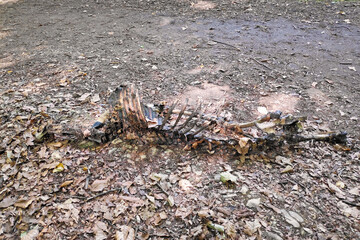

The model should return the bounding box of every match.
[263,232,283,240]
[348,66,356,71]
[220,172,237,184]
[191,80,201,85]
[275,156,291,165]
[289,211,304,223]
[292,184,299,191]
[281,165,293,173]
[240,185,249,195]
[336,181,345,189]
[246,198,260,208]
[167,195,175,207]
[257,106,268,115]
[281,209,300,228]
[179,179,193,192]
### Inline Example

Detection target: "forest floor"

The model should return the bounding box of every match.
[0,0,359,239]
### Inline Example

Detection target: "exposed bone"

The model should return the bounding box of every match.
[176,103,202,132]
[171,99,188,130]
[192,121,213,136]
[159,100,178,130]
[182,104,205,135]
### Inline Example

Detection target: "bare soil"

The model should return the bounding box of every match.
[0,0,359,239]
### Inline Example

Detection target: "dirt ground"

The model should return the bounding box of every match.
[0,0,359,239]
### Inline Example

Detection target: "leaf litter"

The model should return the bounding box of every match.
[0,0,360,239]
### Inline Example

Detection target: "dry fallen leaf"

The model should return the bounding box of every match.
[53,162,65,173]
[37,146,48,159]
[56,199,80,223]
[94,220,108,232]
[281,165,293,173]
[15,198,34,209]
[246,198,261,208]
[60,180,73,188]
[327,179,345,198]
[146,194,155,204]
[243,219,261,236]
[90,179,108,192]
[0,196,17,208]
[349,186,360,196]
[79,93,91,101]
[220,171,238,184]
[281,209,300,228]
[20,226,39,240]
[115,225,135,240]
[336,181,345,189]
[91,93,100,103]
[175,207,192,219]
[94,229,107,240]
[167,195,175,207]
[179,179,193,192]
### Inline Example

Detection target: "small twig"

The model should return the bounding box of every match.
[284,176,307,190]
[156,183,169,196]
[209,39,272,70]
[71,188,122,202]
[250,57,272,70]
[342,200,360,208]
[211,39,241,51]
[85,188,122,202]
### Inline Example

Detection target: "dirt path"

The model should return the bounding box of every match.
[0,0,359,239]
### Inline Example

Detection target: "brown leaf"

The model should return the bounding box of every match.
[15,198,34,209]
[60,180,73,188]
[56,199,80,222]
[37,146,48,159]
[115,226,135,240]
[175,207,192,219]
[91,94,100,103]
[0,196,17,208]
[41,162,59,170]
[94,220,108,232]
[20,226,39,240]
[179,179,193,192]
[94,229,107,240]
[327,180,345,199]
[78,93,91,101]
[349,186,360,196]
[90,179,108,192]
[281,165,294,173]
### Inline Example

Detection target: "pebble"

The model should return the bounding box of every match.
[246,198,261,208]
[281,209,300,228]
